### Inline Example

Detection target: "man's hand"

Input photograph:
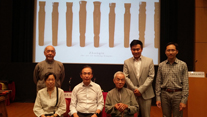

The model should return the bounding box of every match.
[156,101,161,108]
[134,89,141,96]
[114,103,128,112]
[91,109,101,117]
[179,103,186,111]
[40,115,46,117]
[91,114,97,117]
[73,113,79,117]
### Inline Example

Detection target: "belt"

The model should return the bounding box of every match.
[162,88,182,92]
[77,112,94,116]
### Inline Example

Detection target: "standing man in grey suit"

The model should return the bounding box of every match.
[155,42,189,117]
[123,40,155,117]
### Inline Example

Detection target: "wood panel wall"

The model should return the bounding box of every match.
[195,0,207,76]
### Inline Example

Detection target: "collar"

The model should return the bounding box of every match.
[166,58,178,64]
[82,81,93,87]
[45,59,55,64]
[133,55,142,61]
[115,87,124,92]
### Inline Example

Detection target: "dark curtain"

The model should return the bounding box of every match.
[11,0,34,62]
[0,0,12,63]
[160,0,195,70]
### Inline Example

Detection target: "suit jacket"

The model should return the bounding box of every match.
[105,87,139,117]
[123,55,155,99]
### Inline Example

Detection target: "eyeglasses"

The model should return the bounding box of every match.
[82,72,92,76]
[46,79,55,82]
[166,49,176,52]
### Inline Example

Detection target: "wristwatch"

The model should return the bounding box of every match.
[95,113,99,116]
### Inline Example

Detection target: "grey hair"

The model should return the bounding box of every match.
[113,71,125,79]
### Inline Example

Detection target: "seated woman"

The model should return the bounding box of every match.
[33,72,66,117]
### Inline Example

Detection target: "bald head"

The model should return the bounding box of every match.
[44,45,55,52]
[44,45,56,62]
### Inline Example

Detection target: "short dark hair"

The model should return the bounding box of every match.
[130,40,143,48]
[45,72,56,81]
[80,65,93,74]
[166,42,179,51]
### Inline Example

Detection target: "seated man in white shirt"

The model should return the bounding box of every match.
[69,65,104,117]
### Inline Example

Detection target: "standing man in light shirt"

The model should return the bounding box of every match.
[123,40,155,117]
[69,65,104,117]
[33,45,65,92]
[155,42,189,117]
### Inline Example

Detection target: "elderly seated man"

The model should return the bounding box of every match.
[105,71,139,117]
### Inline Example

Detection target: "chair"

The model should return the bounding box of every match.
[63,99,70,117]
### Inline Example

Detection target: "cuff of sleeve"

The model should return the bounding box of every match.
[181,99,187,104]
[55,112,61,117]
[97,107,103,111]
[156,96,161,102]
[69,110,77,116]
[137,88,143,94]
[134,86,138,90]
[127,106,131,114]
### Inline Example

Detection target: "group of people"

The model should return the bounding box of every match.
[32,40,189,117]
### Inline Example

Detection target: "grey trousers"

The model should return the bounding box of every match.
[136,96,152,117]
[161,90,183,117]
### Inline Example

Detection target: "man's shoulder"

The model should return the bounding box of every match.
[176,58,187,65]
[122,87,134,95]
[91,82,102,89]
[54,60,64,65]
[141,55,153,61]
[73,82,83,89]
[159,60,167,66]
[124,87,133,93]
[108,88,116,94]
[36,60,46,65]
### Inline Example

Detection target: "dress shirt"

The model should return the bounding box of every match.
[33,87,66,117]
[69,81,104,116]
[134,57,142,81]
[155,58,189,104]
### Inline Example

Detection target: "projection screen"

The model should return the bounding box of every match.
[33,0,160,64]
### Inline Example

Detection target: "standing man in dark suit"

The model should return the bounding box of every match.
[123,40,155,117]
[155,42,189,117]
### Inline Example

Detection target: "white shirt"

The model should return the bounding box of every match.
[134,56,142,81]
[69,81,104,116]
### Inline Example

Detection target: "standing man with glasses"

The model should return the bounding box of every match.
[155,42,189,117]
[69,65,104,117]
